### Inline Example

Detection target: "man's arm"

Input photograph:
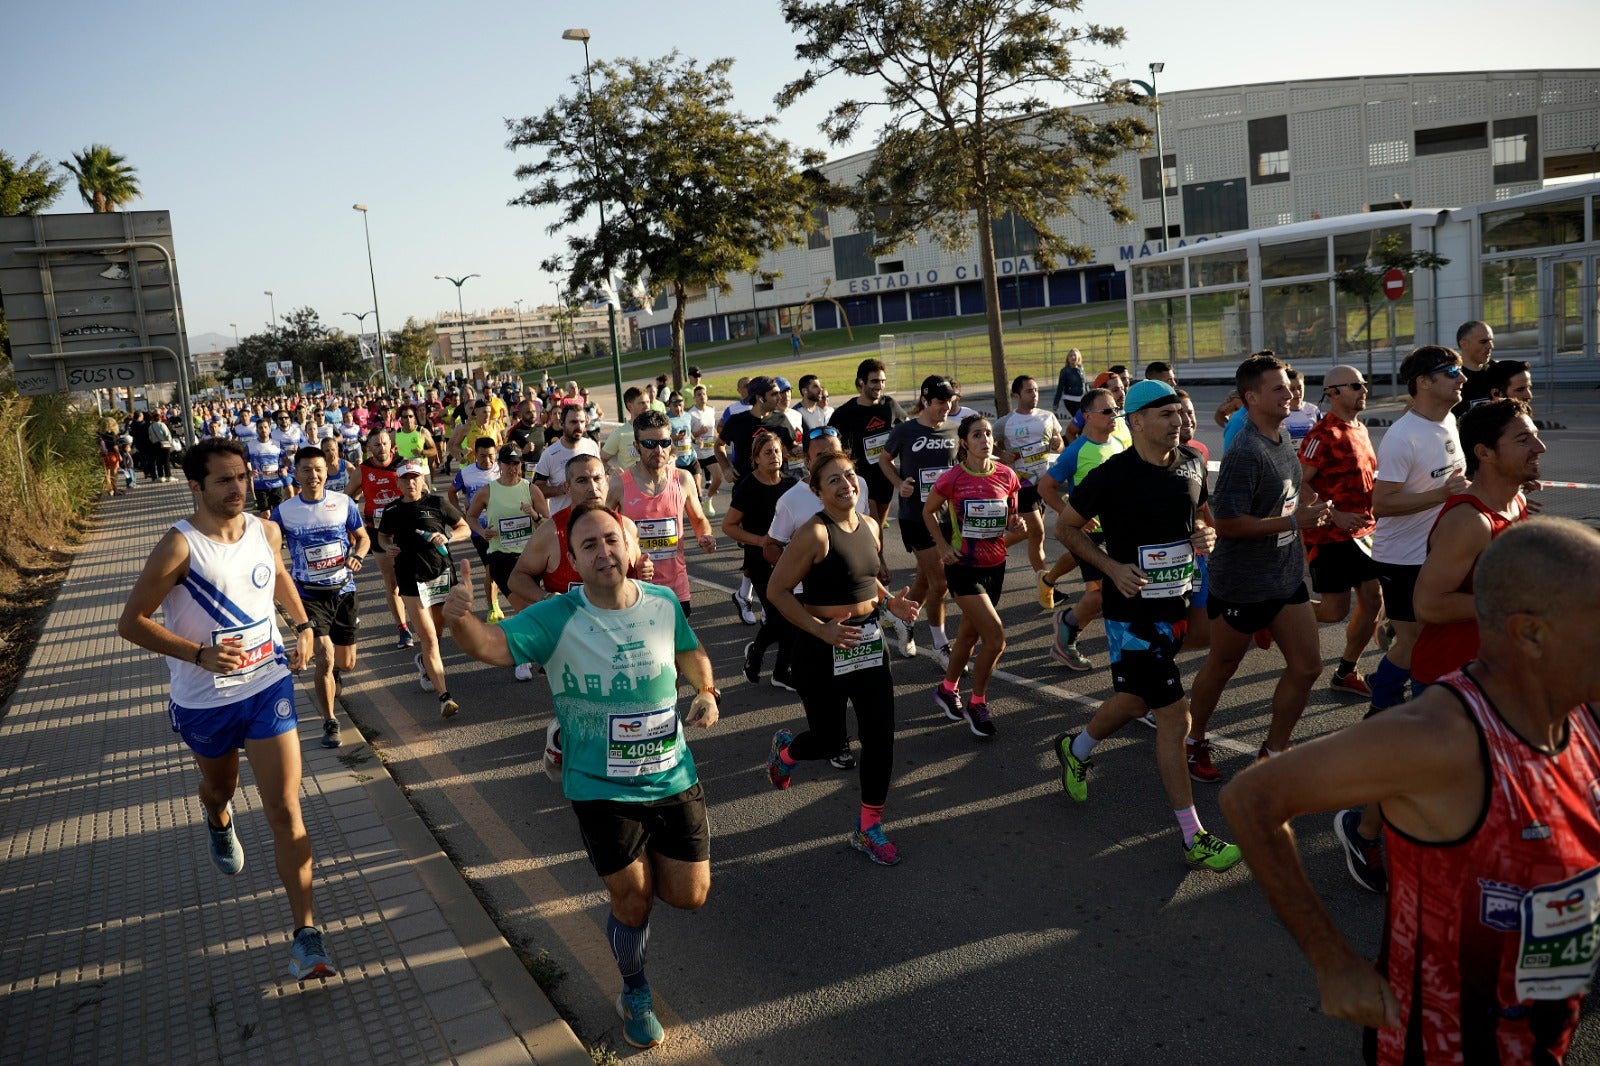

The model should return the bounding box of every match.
[674,646,719,727]
[1036,472,1066,514]
[1371,475,1469,518]
[442,562,514,665]
[1412,507,1492,625]
[507,525,554,607]
[680,469,716,550]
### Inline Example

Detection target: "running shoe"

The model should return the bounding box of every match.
[702,497,716,518]
[743,641,760,685]
[617,987,666,1048]
[1333,808,1387,893]
[936,645,952,672]
[1186,738,1222,783]
[888,613,916,658]
[933,684,963,722]
[830,736,856,770]
[1037,571,1056,611]
[514,662,535,682]
[732,590,759,626]
[543,722,563,783]
[1137,711,1157,730]
[414,653,434,693]
[1330,670,1373,698]
[1184,830,1243,872]
[288,926,337,980]
[1054,732,1091,803]
[487,603,505,624]
[396,625,415,649]
[767,729,794,790]
[1375,620,1395,653]
[438,694,459,719]
[206,802,244,876]
[964,700,997,738]
[849,823,901,866]
[1051,641,1093,671]
[770,673,797,693]
[321,717,341,749]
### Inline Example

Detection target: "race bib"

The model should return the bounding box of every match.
[210,618,275,691]
[260,461,280,478]
[304,540,346,582]
[832,619,886,676]
[416,568,453,609]
[497,514,533,548]
[675,436,693,459]
[693,432,714,459]
[1517,866,1600,1000]
[1138,540,1195,599]
[1016,444,1056,483]
[606,707,680,777]
[636,517,680,561]
[371,506,385,526]
[1277,492,1299,548]
[960,498,1007,539]
[863,430,891,464]
[919,466,951,502]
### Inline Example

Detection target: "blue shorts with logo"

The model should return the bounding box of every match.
[1105,618,1188,709]
[168,672,298,758]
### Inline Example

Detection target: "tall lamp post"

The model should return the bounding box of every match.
[435,274,480,384]
[344,310,375,383]
[264,290,278,328]
[563,26,626,417]
[352,205,390,392]
[1127,63,1170,253]
[230,322,239,346]
[553,280,572,377]
[513,298,529,378]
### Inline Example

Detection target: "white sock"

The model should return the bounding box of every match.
[739,575,752,600]
[931,627,949,650]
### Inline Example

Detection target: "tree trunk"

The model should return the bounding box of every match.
[974,197,1010,417]
[670,280,688,392]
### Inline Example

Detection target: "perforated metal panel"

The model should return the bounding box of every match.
[1367,171,1413,207]
[1494,182,1541,201]
[1249,183,1293,230]
[1246,89,1288,114]
[1167,93,1242,125]
[1294,170,1366,219]
[1175,122,1246,183]
[1368,140,1411,167]
[1291,106,1362,171]
[1544,108,1600,151]
[1414,150,1492,208]
[1292,83,1361,108]
[1365,97,1410,143]
[1494,79,1539,115]
[1413,79,1488,126]
[1539,77,1600,107]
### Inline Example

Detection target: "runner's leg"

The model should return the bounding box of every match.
[244,729,315,929]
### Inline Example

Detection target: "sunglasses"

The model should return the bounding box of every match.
[806,426,841,441]
[636,438,675,450]
[1092,406,1122,417]
[1328,382,1369,392]
[1426,363,1464,379]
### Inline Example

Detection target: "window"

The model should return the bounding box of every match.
[991,211,1040,258]
[753,280,775,293]
[877,260,904,274]
[1333,226,1410,272]
[1260,237,1328,280]
[1190,249,1248,288]
[1144,224,1181,243]
[1415,122,1488,157]
[1491,116,1539,184]
[1481,199,1585,253]
[1132,262,1184,295]
[832,232,876,281]
[1249,116,1290,185]
[1368,140,1410,167]
[1181,179,1248,235]
[805,207,831,250]
[1140,155,1177,200]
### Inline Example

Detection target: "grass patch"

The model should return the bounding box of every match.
[515,947,567,996]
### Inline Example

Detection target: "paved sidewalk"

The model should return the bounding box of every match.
[0,481,591,1065]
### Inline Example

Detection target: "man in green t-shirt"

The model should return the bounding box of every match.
[444,501,719,1051]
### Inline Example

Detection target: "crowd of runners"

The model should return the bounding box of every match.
[117,324,1600,1058]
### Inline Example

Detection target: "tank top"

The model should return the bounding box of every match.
[393,428,430,469]
[1376,670,1600,1065]
[545,519,583,595]
[161,516,289,708]
[1410,494,1526,685]
[360,458,402,525]
[486,478,535,556]
[325,458,351,496]
[800,512,879,607]
[621,469,689,601]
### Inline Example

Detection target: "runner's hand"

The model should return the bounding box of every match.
[818,616,864,649]
[697,533,717,554]
[1445,472,1470,495]
[898,479,914,499]
[1315,954,1400,1029]
[1294,490,1332,529]
[1190,524,1217,556]
[886,586,921,623]
[685,691,719,728]
[288,626,314,672]
[199,643,246,673]
[444,561,475,624]
[1109,563,1149,600]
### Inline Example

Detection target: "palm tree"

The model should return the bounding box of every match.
[60,144,141,212]
[0,151,65,216]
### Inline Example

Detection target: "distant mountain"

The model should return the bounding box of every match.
[188,331,234,354]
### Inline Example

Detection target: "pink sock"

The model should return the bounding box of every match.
[859,803,884,831]
[970,695,987,706]
[1174,806,1203,848]
[778,746,797,767]
[939,679,957,695]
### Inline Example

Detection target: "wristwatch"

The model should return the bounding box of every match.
[293,620,315,634]
[698,685,722,701]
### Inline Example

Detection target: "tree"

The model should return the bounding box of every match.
[508,52,823,390]
[60,144,141,213]
[1331,233,1449,381]
[0,151,65,216]
[385,318,437,384]
[778,0,1148,414]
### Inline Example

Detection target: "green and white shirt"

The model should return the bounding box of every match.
[500,581,700,802]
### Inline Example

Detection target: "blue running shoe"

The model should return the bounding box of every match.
[850,823,901,866]
[288,926,336,980]
[207,802,244,876]
[767,729,794,790]
[616,987,665,1048]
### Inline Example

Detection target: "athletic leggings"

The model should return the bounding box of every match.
[787,622,895,806]
[748,557,793,676]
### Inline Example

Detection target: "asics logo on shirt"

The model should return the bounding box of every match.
[910,437,956,452]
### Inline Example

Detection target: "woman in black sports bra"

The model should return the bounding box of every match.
[764,452,920,867]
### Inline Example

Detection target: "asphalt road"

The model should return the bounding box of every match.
[342,390,1600,1063]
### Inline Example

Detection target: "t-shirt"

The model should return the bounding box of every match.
[688,405,719,459]
[452,462,499,533]
[992,408,1063,487]
[768,476,870,545]
[828,398,907,480]
[667,412,696,468]
[602,421,635,464]
[1047,434,1123,493]
[1298,414,1377,544]
[533,436,602,514]
[729,474,797,571]
[1372,410,1464,566]
[499,583,700,803]
[1067,445,1208,624]
[1452,359,1497,418]
[245,438,289,491]
[1208,419,1307,602]
[378,494,464,584]
[270,491,364,594]
[931,462,1021,569]
[719,410,792,480]
[882,418,959,525]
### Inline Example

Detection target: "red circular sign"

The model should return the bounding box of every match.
[1383,267,1407,301]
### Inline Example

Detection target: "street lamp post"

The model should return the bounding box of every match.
[352,205,391,393]
[563,26,627,416]
[513,298,529,377]
[435,274,480,384]
[230,322,239,346]
[264,290,277,328]
[1128,63,1170,253]
[553,280,571,376]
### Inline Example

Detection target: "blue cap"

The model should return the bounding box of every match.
[774,376,793,392]
[1125,379,1180,414]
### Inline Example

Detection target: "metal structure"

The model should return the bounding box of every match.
[264,289,277,328]
[1127,62,1170,252]
[352,205,390,391]
[435,273,480,383]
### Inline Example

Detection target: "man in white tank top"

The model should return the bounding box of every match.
[117,437,335,981]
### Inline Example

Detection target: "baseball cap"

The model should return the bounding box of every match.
[497,444,523,465]
[746,375,777,402]
[396,459,427,478]
[688,365,703,377]
[1092,371,1122,390]
[921,376,957,401]
[774,376,793,392]
[1125,379,1180,414]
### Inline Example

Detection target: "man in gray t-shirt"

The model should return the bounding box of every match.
[1183,354,1334,782]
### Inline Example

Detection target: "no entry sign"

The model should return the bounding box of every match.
[1383,267,1406,301]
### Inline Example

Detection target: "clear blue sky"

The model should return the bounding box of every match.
[5,0,1596,346]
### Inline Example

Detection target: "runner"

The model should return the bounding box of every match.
[115,437,334,980]
[359,427,412,648]
[724,430,798,686]
[392,403,441,471]
[664,392,701,503]
[444,503,720,1050]
[1221,518,1600,1063]
[718,377,794,622]
[765,452,922,865]
[828,358,908,529]
[1299,365,1383,699]
[246,417,290,515]
[1050,379,1241,871]
[993,375,1065,609]
[925,415,1023,738]
[532,404,602,516]
[508,453,652,608]
[607,410,717,616]
[377,460,470,718]
[336,409,364,464]
[602,389,649,475]
[467,444,548,680]
[452,438,505,622]
[268,446,369,749]
[879,377,960,667]
[319,435,357,500]
[688,385,721,516]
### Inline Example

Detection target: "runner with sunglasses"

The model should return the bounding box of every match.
[608,409,717,617]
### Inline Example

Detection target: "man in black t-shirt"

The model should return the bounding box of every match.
[1451,320,1496,417]
[717,376,792,481]
[1049,379,1243,874]
[879,376,960,664]
[828,358,907,527]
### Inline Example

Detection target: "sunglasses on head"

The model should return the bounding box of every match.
[806,426,841,441]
